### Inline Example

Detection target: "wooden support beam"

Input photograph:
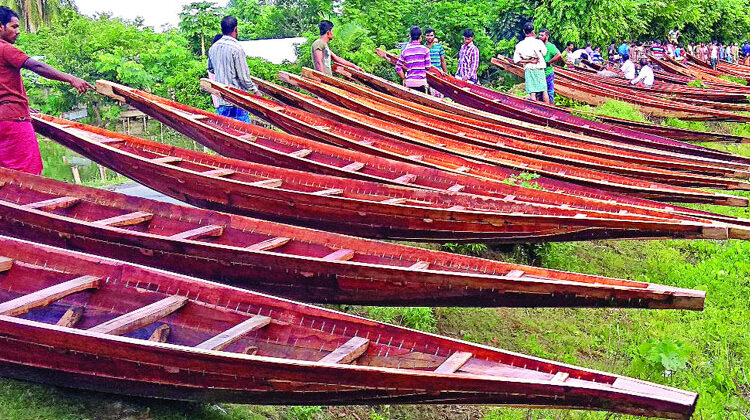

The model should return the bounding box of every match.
[408,261,430,270]
[290,149,313,158]
[311,188,343,196]
[152,156,183,165]
[249,179,283,188]
[56,306,84,328]
[94,211,153,227]
[322,249,355,261]
[551,371,570,384]
[434,351,473,374]
[341,162,365,172]
[202,168,236,178]
[88,295,188,335]
[447,184,465,193]
[25,196,81,212]
[393,174,417,184]
[170,224,224,241]
[0,256,12,273]
[318,337,370,364]
[195,315,271,351]
[0,276,100,317]
[148,324,171,342]
[381,197,407,205]
[246,236,291,252]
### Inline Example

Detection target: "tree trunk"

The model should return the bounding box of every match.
[200,33,206,57]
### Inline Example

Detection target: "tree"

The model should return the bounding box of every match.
[178,1,221,56]
[0,0,76,33]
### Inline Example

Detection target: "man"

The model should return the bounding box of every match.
[564,44,588,67]
[742,41,750,66]
[631,41,645,63]
[513,22,548,103]
[395,26,431,94]
[0,7,92,175]
[538,29,561,103]
[620,54,636,80]
[424,28,447,74]
[208,16,257,122]
[455,29,479,83]
[631,58,654,87]
[311,20,360,76]
[651,41,665,59]
[584,42,593,58]
[608,40,618,62]
[668,27,681,45]
[731,42,739,64]
[709,41,719,69]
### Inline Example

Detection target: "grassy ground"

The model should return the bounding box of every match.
[3,101,749,419]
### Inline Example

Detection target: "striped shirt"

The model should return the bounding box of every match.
[207,36,258,107]
[396,41,432,87]
[456,42,479,82]
[427,43,445,68]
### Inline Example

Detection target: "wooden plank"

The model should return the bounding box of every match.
[88,295,188,335]
[393,174,417,184]
[311,188,343,196]
[321,249,355,261]
[408,261,430,270]
[447,184,465,193]
[148,324,171,342]
[381,197,407,205]
[551,371,570,384]
[246,236,291,251]
[290,149,312,158]
[152,156,183,164]
[25,197,81,212]
[202,168,236,177]
[99,138,125,145]
[0,276,100,317]
[249,179,283,188]
[434,351,473,374]
[341,162,365,172]
[56,306,84,328]
[169,224,224,241]
[195,315,271,351]
[318,337,370,364]
[0,257,12,273]
[94,211,153,227]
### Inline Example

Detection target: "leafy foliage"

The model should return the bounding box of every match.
[178,1,222,56]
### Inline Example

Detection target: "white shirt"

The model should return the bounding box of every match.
[631,65,654,87]
[565,49,588,64]
[513,37,547,70]
[621,59,636,79]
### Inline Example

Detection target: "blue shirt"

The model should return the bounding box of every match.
[617,43,629,56]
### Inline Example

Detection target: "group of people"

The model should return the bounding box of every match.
[393,26,480,94]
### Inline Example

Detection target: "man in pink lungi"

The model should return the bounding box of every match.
[0,6,92,175]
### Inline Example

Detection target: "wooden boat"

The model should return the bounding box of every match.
[589,114,750,144]
[287,69,749,180]
[300,67,750,169]
[368,50,740,162]
[2,169,709,308]
[37,114,736,243]
[0,236,698,417]
[221,75,750,201]
[95,81,750,228]
[493,56,750,121]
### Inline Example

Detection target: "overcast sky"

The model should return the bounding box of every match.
[75,0,230,31]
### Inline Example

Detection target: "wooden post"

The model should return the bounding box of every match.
[98,164,107,181]
[71,166,82,184]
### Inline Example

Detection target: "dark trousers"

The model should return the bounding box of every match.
[408,85,428,94]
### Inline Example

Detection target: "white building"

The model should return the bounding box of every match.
[239,37,308,64]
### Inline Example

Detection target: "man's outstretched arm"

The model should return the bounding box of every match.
[22,59,93,94]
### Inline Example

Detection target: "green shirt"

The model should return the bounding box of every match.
[544,42,560,76]
[311,38,332,75]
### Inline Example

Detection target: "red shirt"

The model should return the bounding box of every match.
[0,39,30,121]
